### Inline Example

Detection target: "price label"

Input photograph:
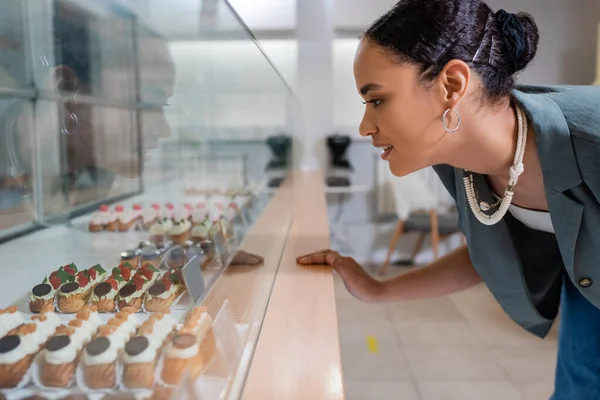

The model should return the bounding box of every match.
[181,257,206,303]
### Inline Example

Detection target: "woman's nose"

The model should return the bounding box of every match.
[359,115,376,137]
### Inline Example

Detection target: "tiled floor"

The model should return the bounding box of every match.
[335,268,559,400]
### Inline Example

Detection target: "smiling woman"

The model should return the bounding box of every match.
[298,0,600,399]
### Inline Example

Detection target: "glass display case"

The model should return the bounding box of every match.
[0,0,300,399]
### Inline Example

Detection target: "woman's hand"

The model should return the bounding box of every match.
[296,250,382,302]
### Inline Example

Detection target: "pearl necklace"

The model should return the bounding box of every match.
[463,104,527,226]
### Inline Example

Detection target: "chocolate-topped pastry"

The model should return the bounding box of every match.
[119,284,136,298]
[46,335,71,352]
[32,283,52,297]
[86,337,111,356]
[0,335,20,354]
[61,282,80,294]
[148,283,166,297]
[125,336,149,357]
[94,282,113,297]
[172,334,197,349]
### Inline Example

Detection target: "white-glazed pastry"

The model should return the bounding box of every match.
[0,306,24,338]
[0,333,39,388]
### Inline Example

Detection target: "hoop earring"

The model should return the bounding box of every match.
[442,108,460,133]
[61,112,79,136]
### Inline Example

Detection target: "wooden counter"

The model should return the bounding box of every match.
[242,171,344,400]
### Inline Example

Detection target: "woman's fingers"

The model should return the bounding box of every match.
[296,249,338,265]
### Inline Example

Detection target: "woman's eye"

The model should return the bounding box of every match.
[363,99,383,108]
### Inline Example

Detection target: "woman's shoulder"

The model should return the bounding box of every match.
[514,84,600,144]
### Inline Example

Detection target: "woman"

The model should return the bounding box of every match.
[297,0,600,398]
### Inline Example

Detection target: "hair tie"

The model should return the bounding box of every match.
[495,9,526,72]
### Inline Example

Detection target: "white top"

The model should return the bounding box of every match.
[494,194,554,233]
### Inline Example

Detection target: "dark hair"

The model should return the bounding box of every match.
[363,0,539,101]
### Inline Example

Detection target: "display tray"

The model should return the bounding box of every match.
[0,300,250,400]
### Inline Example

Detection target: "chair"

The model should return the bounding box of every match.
[376,163,460,276]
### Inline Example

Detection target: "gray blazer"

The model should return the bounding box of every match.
[433,84,600,337]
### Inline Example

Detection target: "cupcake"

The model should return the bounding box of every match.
[88,205,110,232]
[168,218,192,246]
[118,204,142,232]
[142,204,161,230]
[161,203,175,221]
[149,218,172,247]
[103,207,119,232]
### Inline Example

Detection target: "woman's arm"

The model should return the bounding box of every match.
[376,245,482,302]
[297,245,481,302]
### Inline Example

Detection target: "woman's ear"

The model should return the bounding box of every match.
[50,65,79,95]
[438,59,470,109]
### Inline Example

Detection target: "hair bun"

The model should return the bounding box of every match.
[496,10,539,73]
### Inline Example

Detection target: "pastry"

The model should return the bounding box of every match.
[82,336,118,389]
[31,311,61,344]
[31,264,78,313]
[140,247,162,269]
[41,334,79,388]
[30,283,55,314]
[167,247,186,270]
[83,311,139,389]
[87,264,107,287]
[103,207,119,232]
[118,204,142,232]
[58,270,92,313]
[123,314,176,389]
[168,218,192,246]
[180,308,212,340]
[120,250,141,269]
[149,218,172,247]
[88,205,110,232]
[191,216,212,243]
[0,333,39,387]
[161,203,175,221]
[91,276,125,313]
[144,271,185,313]
[142,204,161,230]
[161,334,204,385]
[0,306,24,338]
[41,307,101,388]
[118,267,156,311]
[139,263,161,282]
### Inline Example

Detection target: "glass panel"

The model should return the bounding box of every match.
[37,100,139,224]
[49,0,136,103]
[0,0,31,89]
[0,99,36,235]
